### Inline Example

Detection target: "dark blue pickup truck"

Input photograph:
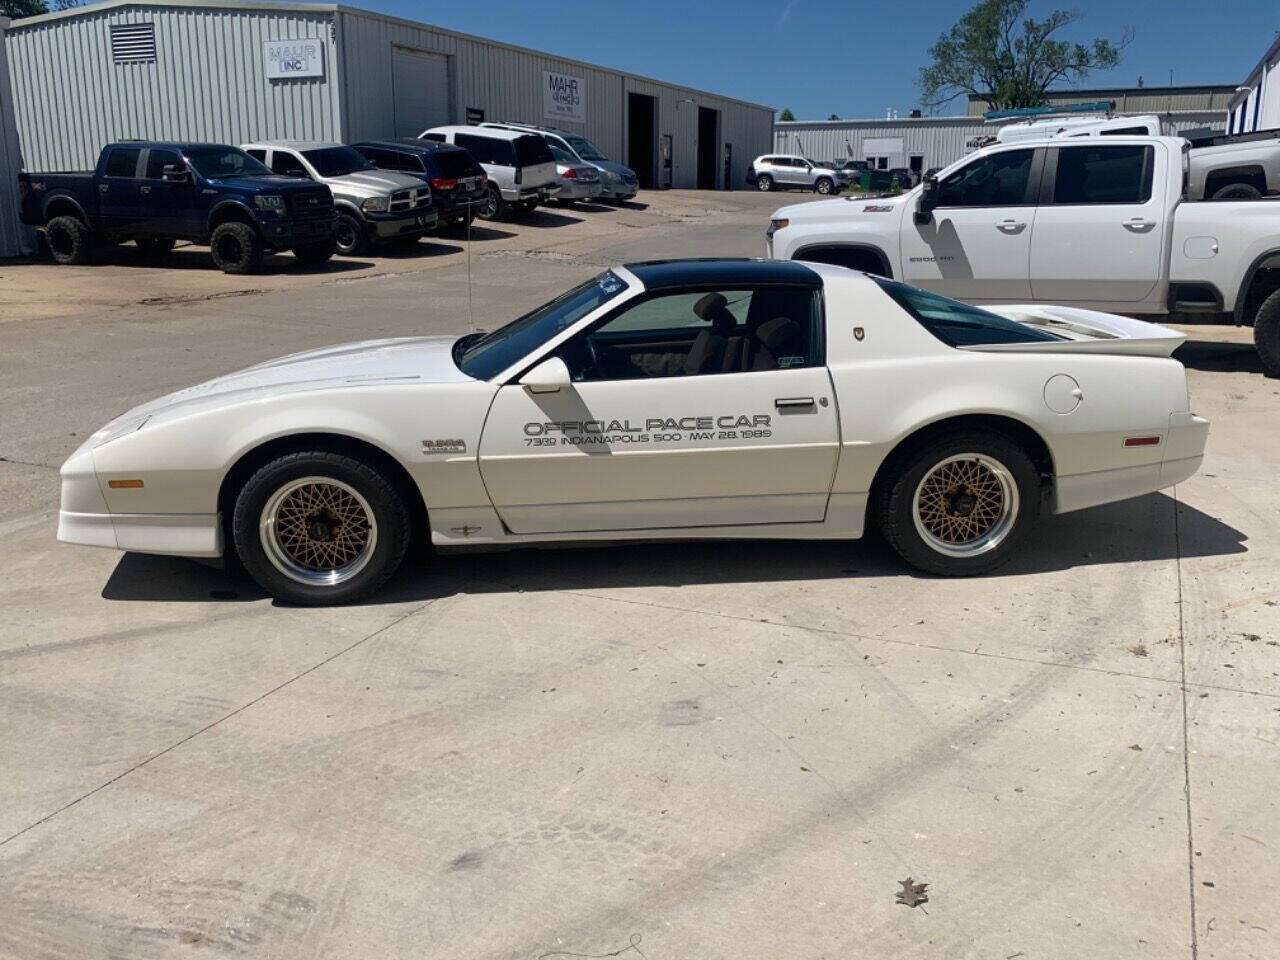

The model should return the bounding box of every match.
[19,142,337,274]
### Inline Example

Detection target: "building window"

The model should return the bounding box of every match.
[110,23,156,64]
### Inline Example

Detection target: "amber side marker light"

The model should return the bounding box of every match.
[1123,436,1161,447]
[107,479,145,489]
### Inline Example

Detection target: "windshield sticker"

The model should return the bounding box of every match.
[522,414,772,447]
[599,274,625,295]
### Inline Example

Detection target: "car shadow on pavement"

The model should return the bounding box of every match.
[1174,338,1266,375]
[513,210,583,228]
[441,225,517,241]
[368,240,463,260]
[99,493,1244,606]
[81,245,376,276]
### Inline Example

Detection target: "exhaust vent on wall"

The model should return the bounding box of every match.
[110,23,156,64]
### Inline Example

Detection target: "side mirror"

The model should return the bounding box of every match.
[522,356,571,393]
[915,175,939,224]
[162,164,190,182]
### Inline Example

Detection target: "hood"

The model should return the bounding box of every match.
[213,174,323,191]
[773,191,912,224]
[112,337,472,426]
[590,160,636,179]
[323,169,426,198]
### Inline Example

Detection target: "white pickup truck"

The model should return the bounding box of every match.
[767,136,1280,375]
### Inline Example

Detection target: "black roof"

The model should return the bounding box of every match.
[351,138,466,155]
[624,259,822,291]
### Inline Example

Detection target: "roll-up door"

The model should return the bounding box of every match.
[392,47,451,138]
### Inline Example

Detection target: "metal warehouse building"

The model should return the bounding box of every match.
[1228,36,1280,134]
[0,16,30,258]
[776,85,1231,179]
[5,0,773,190]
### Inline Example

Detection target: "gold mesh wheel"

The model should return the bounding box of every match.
[260,477,378,586]
[911,453,1019,559]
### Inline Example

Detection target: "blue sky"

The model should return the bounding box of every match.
[357,0,1272,118]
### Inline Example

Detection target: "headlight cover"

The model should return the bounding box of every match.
[766,218,789,240]
[254,195,285,211]
[91,415,151,448]
[361,196,389,213]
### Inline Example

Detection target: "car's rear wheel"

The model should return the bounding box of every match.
[1253,287,1280,377]
[1212,182,1262,200]
[209,222,263,274]
[480,185,507,220]
[876,431,1039,576]
[334,213,366,256]
[232,451,410,605]
[756,174,773,192]
[46,216,93,265]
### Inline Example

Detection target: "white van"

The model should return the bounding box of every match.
[420,125,558,220]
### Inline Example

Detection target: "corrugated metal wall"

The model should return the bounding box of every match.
[775,112,1228,172]
[0,17,31,256]
[335,8,773,190]
[6,3,341,171]
[968,87,1239,116]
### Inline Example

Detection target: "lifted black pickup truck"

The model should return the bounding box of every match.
[19,142,336,274]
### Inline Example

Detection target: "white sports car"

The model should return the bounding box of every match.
[59,259,1209,604]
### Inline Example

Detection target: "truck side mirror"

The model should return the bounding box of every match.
[915,175,939,224]
[162,164,190,183]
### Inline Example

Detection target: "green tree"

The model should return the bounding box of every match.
[827,113,841,121]
[1,0,78,16]
[778,108,796,122]
[919,0,1132,111]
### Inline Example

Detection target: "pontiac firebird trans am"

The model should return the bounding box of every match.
[59,259,1209,604]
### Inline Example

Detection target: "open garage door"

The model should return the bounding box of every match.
[392,47,450,138]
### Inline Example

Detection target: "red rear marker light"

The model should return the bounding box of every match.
[1124,436,1161,447]
[562,167,578,179]
[431,177,458,190]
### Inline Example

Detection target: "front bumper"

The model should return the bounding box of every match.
[366,207,439,239]
[259,215,335,247]
[600,181,639,200]
[499,184,560,202]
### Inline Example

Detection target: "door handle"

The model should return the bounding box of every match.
[775,396,815,409]
[1123,218,1156,231]
[139,185,152,194]
[996,219,1026,232]
[98,184,109,193]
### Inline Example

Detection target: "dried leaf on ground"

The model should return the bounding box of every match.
[896,877,929,908]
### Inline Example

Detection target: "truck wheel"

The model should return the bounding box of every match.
[1212,182,1262,200]
[210,222,263,274]
[293,237,336,265]
[45,216,93,265]
[814,177,834,195]
[480,185,507,220]
[136,238,175,259]
[334,213,367,256]
[232,450,411,605]
[1253,288,1280,377]
[876,430,1040,576]
[756,174,773,192]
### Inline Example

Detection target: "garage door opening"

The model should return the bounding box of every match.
[697,106,719,190]
[628,92,657,189]
[392,47,451,138]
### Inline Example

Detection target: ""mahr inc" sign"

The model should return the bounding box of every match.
[264,39,325,80]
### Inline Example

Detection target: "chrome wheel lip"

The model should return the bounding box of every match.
[911,453,1019,559]
[260,476,378,587]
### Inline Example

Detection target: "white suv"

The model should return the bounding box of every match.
[420,126,558,220]
[748,154,845,194]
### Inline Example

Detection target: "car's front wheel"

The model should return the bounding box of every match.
[814,177,834,195]
[209,222,263,274]
[334,213,367,256]
[232,451,411,605]
[876,431,1039,576]
[756,174,773,192]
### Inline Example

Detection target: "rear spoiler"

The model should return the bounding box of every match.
[962,305,1186,358]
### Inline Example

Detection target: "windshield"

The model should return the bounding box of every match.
[549,143,575,163]
[302,146,375,176]
[455,271,628,380]
[564,135,607,162]
[874,278,1064,347]
[185,147,270,179]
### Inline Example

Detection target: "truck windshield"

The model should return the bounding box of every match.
[453,271,628,380]
[186,147,270,179]
[564,135,607,162]
[302,147,376,176]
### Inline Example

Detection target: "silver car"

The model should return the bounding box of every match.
[547,144,603,203]
[748,154,844,194]
[481,121,639,201]
[242,141,435,255]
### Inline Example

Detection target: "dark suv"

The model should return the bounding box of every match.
[352,139,488,232]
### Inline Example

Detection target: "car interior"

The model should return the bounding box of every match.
[558,287,818,381]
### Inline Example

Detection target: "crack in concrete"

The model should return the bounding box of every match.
[1175,489,1200,960]
[0,456,58,471]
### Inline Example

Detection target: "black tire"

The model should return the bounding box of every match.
[232,450,411,605]
[293,236,336,265]
[333,212,367,256]
[814,177,834,195]
[480,184,507,220]
[1211,182,1262,200]
[45,216,93,265]
[1253,287,1280,377]
[209,222,263,275]
[756,174,773,192]
[136,238,175,259]
[875,430,1040,576]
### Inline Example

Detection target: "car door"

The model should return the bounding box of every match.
[138,147,193,236]
[477,284,841,534]
[1029,143,1166,303]
[900,147,1041,300]
[97,145,144,231]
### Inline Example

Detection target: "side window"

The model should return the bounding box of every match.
[144,148,182,179]
[271,151,309,178]
[245,148,266,162]
[1051,145,1152,204]
[561,286,821,382]
[104,147,141,178]
[422,133,446,143]
[936,149,1033,207]
[455,134,504,165]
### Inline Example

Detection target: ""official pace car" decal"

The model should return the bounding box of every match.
[522,414,773,447]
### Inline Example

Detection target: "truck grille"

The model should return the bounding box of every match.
[389,188,431,213]
[289,190,333,218]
